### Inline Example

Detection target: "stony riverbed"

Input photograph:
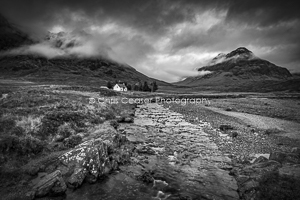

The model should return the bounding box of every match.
[26,102,300,200]
[113,103,239,200]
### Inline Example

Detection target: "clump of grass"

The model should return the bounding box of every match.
[63,135,82,148]
[257,171,300,200]
[39,110,85,138]
[0,115,16,133]
[104,110,116,120]
[0,135,45,156]
[0,114,45,157]
[110,120,119,129]
[15,115,41,135]
[56,122,76,140]
[90,116,105,124]
[9,126,25,136]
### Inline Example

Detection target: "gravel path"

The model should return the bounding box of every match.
[205,106,300,139]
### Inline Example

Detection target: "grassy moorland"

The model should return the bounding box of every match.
[0,83,136,197]
[1,78,300,199]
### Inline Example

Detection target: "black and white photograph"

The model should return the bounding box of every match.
[0,0,300,199]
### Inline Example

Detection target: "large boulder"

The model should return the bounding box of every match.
[31,170,67,198]
[28,133,132,198]
[67,167,88,188]
[58,134,129,188]
[58,139,111,188]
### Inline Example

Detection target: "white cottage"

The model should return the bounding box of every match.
[113,83,127,92]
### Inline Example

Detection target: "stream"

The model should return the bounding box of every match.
[64,103,239,200]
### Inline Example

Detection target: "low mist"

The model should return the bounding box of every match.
[208,52,257,66]
[198,70,212,76]
[3,31,123,63]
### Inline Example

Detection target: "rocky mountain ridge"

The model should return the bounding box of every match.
[201,47,291,78]
[175,47,298,91]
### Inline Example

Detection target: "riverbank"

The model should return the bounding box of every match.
[165,101,300,199]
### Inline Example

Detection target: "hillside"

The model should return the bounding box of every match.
[176,47,299,92]
[0,55,169,87]
[0,14,32,51]
[0,14,169,87]
[201,47,291,78]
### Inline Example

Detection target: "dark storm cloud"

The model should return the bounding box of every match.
[0,0,197,35]
[1,0,300,81]
[226,0,300,26]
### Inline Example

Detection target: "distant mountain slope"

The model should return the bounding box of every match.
[201,47,291,78]
[0,55,169,86]
[0,14,32,51]
[0,14,169,87]
[176,47,298,92]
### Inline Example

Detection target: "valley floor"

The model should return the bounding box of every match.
[1,79,300,199]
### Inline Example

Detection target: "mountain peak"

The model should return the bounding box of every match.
[226,47,253,59]
[208,47,256,66]
[179,46,293,91]
[197,47,291,80]
[236,47,251,52]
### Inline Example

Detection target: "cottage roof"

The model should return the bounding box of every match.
[115,83,127,89]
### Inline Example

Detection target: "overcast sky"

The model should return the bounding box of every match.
[1,0,299,82]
